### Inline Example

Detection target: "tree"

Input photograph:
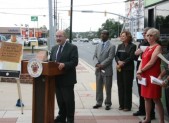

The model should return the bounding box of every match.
[64,27,76,40]
[156,15,169,34]
[98,19,122,38]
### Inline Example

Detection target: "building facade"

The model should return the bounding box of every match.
[144,0,169,42]
[124,0,144,40]
[0,27,48,39]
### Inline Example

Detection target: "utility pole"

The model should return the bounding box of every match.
[69,0,73,43]
[48,0,54,50]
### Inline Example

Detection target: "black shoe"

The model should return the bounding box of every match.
[143,115,155,120]
[67,121,74,123]
[133,111,145,116]
[118,107,123,110]
[123,108,131,111]
[105,106,111,110]
[139,120,151,123]
[93,104,102,109]
[54,116,66,123]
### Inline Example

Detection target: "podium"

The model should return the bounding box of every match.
[21,60,63,123]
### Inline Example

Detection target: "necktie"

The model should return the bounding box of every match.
[101,43,105,51]
[56,45,62,61]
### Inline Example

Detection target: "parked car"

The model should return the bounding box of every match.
[38,38,47,45]
[0,34,7,42]
[25,37,38,46]
[92,38,101,45]
[82,38,89,42]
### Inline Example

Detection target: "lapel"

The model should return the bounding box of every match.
[100,41,110,54]
[53,45,59,60]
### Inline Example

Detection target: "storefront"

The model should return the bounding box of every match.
[0,27,47,39]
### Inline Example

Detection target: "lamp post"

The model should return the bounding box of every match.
[48,0,54,50]
[69,0,73,43]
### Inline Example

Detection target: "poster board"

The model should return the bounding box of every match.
[0,42,23,77]
[0,42,22,63]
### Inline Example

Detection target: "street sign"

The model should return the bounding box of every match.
[31,16,38,21]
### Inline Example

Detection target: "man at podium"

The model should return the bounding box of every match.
[50,30,78,123]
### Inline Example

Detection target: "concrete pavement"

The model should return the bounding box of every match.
[0,58,168,123]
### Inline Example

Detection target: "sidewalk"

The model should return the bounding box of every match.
[0,58,167,123]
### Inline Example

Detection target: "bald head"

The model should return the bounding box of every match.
[56,30,67,45]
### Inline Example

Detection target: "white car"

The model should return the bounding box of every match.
[26,37,38,46]
[92,38,101,45]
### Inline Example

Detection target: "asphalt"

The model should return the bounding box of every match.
[0,58,168,123]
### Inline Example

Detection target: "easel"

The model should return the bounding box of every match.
[16,78,24,114]
[0,71,24,114]
[0,41,24,114]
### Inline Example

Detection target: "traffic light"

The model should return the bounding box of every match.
[104,10,107,16]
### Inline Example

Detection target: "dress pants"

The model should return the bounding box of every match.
[55,85,75,122]
[96,72,112,106]
[117,69,134,109]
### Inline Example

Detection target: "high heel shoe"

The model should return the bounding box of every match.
[139,120,151,123]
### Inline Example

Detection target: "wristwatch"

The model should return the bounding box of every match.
[164,79,169,85]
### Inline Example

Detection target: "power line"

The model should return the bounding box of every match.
[0,1,126,10]
[59,2,126,8]
[0,11,46,16]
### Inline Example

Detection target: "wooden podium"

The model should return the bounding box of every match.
[21,61,63,123]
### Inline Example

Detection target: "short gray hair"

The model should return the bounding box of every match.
[146,28,160,39]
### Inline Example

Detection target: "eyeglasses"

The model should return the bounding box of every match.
[146,34,153,37]
[56,35,64,38]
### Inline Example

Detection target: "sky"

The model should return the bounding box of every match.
[0,0,125,32]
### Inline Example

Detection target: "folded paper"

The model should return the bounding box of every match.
[150,76,163,85]
[138,77,146,86]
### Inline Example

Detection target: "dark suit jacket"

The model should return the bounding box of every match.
[115,42,136,70]
[50,42,78,86]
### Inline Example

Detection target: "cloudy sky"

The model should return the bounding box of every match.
[0,0,125,32]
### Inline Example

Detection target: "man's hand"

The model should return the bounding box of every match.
[58,63,65,70]
[95,64,104,69]
[117,61,125,67]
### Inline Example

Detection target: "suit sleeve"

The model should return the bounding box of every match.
[49,46,55,61]
[93,44,99,66]
[64,45,78,71]
[115,45,120,64]
[123,44,136,66]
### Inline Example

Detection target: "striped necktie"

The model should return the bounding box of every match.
[101,43,105,51]
[56,45,62,61]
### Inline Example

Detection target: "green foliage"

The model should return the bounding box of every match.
[156,15,169,28]
[97,18,122,38]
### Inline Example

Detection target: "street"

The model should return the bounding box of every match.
[73,40,139,96]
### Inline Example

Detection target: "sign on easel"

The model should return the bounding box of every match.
[0,42,23,78]
[0,41,24,114]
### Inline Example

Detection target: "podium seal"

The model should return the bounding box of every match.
[27,58,43,78]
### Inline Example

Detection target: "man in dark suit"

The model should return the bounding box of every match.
[50,30,78,123]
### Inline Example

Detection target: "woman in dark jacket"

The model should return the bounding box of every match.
[115,30,136,111]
